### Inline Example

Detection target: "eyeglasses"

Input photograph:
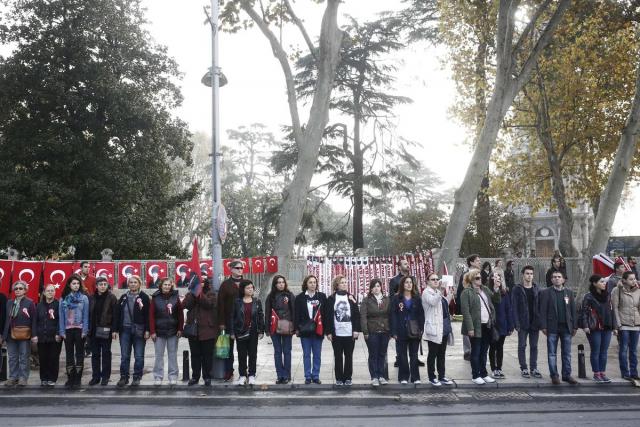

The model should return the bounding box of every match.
[232,267,243,270]
[429,278,439,281]
[14,287,25,291]
[474,277,482,280]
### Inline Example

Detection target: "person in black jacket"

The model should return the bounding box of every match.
[89,277,118,386]
[545,255,567,288]
[294,275,327,384]
[325,275,361,386]
[581,274,614,383]
[539,271,578,385]
[114,275,150,387]
[390,276,425,384]
[230,280,264,386]
[511,265,542,379]
[35,284,62,387]
[265,275,295,384]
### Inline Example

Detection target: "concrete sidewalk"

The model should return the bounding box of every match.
[2,325,637,390]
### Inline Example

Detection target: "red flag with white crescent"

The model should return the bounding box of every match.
[223,258,232,276]
[72,261,94,276]
[43,261,73,299]
[314,307,323,336]
[146,261,168,287]
[0,260,13,296]
[117,261,141,289]
[174,261,191,287]
[94,262,116,289]
[199,259,213,276]
[251,257,265,274]
[266,256,278,274]
[13,260,43,301]
[270,308,279,335]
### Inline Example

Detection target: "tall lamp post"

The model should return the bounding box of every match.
[203,1,227,293]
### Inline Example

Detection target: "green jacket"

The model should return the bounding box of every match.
[460,285,501,338]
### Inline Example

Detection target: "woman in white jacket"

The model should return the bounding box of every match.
[422,273,454,386]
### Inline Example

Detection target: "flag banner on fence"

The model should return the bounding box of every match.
[174,260,191,288]
[94,262,116,289]
[43,261,73,299]
[146,261,168,288]
[13,260,43,300]
[199,259,213,277]
[72,261,95,276]
[251,257,265,274]
[0,260,13,296]
[118,261,141,289]
[223,258,233,276]
[266,256,278,274]
[241,257,251,275]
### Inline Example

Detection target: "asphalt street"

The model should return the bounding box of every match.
[2,386,640,426]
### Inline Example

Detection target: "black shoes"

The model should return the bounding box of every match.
[116,376,129,388]
[188,378,199,386]
[204,379,212,387]
[100,378,109,386]
[88,378,100,386]
[130,377,141,387]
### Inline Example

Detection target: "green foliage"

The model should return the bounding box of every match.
[0,0,195,259]
[460,204,527,257]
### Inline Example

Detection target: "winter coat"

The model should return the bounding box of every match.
[294,291,327,338]
[460,285,501,338]
[422,287,445,344]
[116,291,151,334]
[360,294,390,335]
[2,297,37,341]
[581,291,614,331]
[230,297,265,336]
[89,291,118,337]
[389,294,424,341]
[217,276,243,329]
[265,291,295,335]
[538,286,578,333]
[184,288,218,341]
[150,290,184,337]
[36,299,60,343]
[611,284,640,329]
[511,283,540,331]
[494,290,515,336]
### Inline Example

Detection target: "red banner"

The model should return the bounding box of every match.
[94,262,116,289]
[145,261,167,288]
[118,261,141,289]
[251,257,265,274]
[199,259,213,277]
[43,261,73,299]
[72,261,95,276]
[0,260,12,296]
[266,256,278,273]
[13,260,43,301]
[174,260,192,287]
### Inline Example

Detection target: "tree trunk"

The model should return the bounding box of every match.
[437,0,570,272]
[579,42,640,295]
[352,92,364,252]
[272,1,343,270]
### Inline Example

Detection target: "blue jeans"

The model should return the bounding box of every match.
[586,330,612,373]
[618,329,639,378]
[366,333,389,380]
[7,339,31,380]
[300,336,323,380]
[517,329,539,371]
[470,325,491,379]
[271,334,292,380]
[119,329,146,379]
[547,330,572,379]
[91,337,112,381]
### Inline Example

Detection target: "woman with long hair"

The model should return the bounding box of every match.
[390,276,424,384]
[294,275,326,384]
[582,274,614,383]
[488,271,514,379]
[265,275,295,384]
[150,277,184,386]
[59,273,90,388]
[231,280,265,385]
[36,284,62,387]
[325,275,360,386]
[360,278,390,386]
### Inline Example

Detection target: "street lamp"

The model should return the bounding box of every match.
[203,1,226,293]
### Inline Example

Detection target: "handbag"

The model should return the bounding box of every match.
[95,327,111,340]
[407,319,420,339]
[11,326,31,340]
[132,323,145,338]
[276,319,293,335]
[299,320,316,336]
[183,322,198,339]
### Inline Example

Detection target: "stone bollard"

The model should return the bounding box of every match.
[182,350,190,381]
[578,344,586,379]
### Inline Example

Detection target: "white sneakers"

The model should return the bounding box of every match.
[154,379,162,386]
[235,376,247,386]
[413,380,421,385]
[440,377,454,385]
[472,377,486,385]
[378,377,388,385]
[429,379,442,386]
[483,376,496,383]
[371,378,380,386]
[247,376,256,385]
[168,379,177,386]
[400,380,408,385]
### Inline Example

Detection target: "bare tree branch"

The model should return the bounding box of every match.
[283,0,318,62]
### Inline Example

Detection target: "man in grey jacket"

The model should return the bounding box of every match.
[538,271,578,385]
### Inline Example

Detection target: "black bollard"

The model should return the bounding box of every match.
[577,344,586,379]
[182,350,190,382]
[0,347,7,381]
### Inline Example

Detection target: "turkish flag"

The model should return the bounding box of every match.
[191,237,201,281]
[94,262,116,289]
[199,259,213,276]
[241,257,250,274]
[174,260,192,287]
[118,261,141,289]
[251,257,265,274]
[72,261,95,276]
[0,260,13,297]
[314,308,323,336]
[145,261,168,288]
[266,256,278,274]
[43,261,73,299]
[223,258,232,276]
[13,260,43,301]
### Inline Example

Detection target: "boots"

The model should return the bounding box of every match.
[65,365,76,388]
[75,365,84,387]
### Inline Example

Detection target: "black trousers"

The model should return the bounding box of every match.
[236,333,259,377]
[64,329,85,368]
[91,337,112,380]
[331,336,355,382]
[189,338,214,381]
[489,335,507,371]
[38,341,62,382]
[427,339,448,381]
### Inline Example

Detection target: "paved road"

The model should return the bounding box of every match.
[2,386,640,426]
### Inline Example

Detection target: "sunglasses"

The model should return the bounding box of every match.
[232,266,243,270]
[14,287,25,291]
[429,278,439,281]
